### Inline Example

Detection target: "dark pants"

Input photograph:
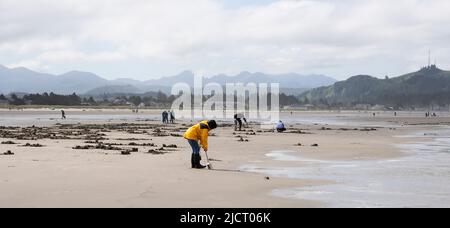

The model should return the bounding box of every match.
[235,119,242,131]
[277,128,286,133]
[188,139,200,155]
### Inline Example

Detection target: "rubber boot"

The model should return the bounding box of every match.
[194,154,206,169]
[191,153,195,168]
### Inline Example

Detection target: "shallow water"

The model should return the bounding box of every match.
[1,110,449,127]
[0,112,161,126]
[242,129,450,208]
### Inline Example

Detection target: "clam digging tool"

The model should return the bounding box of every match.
[204,150,213,170]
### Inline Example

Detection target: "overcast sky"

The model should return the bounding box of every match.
[1,0,449,80]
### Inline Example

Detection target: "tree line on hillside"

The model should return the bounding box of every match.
[299,67,450,110]
[110,92,302,107]
[0,91,303,107]
[0,93,82,106]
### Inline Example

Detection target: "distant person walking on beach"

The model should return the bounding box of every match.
[170,110,175,124]
[61,110,66,119]
[162,111,168,124]
[184,120,218,169]
[276,121,287,133]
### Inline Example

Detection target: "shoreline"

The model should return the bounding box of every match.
[244,124,450,207]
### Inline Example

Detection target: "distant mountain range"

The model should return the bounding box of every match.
[0,64,337,95]
[4,63,450,108]
[0,65,109,95]
[300,65,450,108]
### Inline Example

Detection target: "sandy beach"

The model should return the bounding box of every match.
[1,109,450,208]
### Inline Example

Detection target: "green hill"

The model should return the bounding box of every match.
[300,66,450,108]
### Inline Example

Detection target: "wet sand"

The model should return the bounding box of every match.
[0,109,448,207]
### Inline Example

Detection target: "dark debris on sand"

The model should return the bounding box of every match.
[121,150,131,155]
[72,143,122,151]
[163,144,178,148]
[147,149,168,155]
[2,150,14,156]
[22,143,44,147]
[0,123,181,146]
[287,130,314,134]
[1,123,181,156]
[129,142,157,147]
[237,136,249,142]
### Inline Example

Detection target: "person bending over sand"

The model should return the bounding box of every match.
[234,114,243,131]
[184,120,218,169]
[276,121,287,133]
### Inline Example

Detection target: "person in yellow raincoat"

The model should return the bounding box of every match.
[184,120,218,169]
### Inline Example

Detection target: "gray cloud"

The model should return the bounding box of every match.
[0,0,449,79]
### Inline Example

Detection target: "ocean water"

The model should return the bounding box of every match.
[242,129,450,208]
